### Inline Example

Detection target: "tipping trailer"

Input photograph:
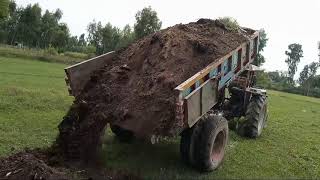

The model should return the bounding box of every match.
[64,30,268,171]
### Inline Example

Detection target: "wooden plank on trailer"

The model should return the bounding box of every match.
[184,87,201,127]
[201,79,218,114]
[184,78,218,127]
[64,51,115,96]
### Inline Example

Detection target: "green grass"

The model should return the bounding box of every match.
[62,51,89,59]
[0,56,73,156]
[0,56,320,179]
[0,44,86,64]
[100,87,320,179]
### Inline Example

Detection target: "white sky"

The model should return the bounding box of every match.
[16,0,320,75]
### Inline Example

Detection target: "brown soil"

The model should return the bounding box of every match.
[0,149,67,180]
[56,19,252,160]
[0,148,141,180]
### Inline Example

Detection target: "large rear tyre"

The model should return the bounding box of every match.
[180,120,202,166]
[110,124,134,142]
[194,114,229,172]
[180,128,192,164]
[238,95,267,138]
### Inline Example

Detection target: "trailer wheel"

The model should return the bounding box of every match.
[194,114,228,172]
[180,128,192,164]
[238,95,267,138]
[110,124,134,142]
[180,120,203,166]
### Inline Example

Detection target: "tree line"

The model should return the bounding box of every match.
[5,0,320,97]
[8,0,315,97]
[257,43,320,97]
[0,1,161,55]
[1,1,270,64]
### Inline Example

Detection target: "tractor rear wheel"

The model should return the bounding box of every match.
[238,95,267,138]
[110,124,134,142]
[194,114,229,172]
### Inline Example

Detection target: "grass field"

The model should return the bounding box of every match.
[0,56,73,156]
[0,57,319,179]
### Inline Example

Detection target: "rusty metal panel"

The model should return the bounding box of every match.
[184,79,218,127]
[64,51,115,96]
[201,79,218,114]
[184,88,201,127]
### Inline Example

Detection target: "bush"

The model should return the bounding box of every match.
[83,45,96,54]
[0,44,84,64]
[256,71,272,89]
[269,85,320,98]
[63,51,88,59]
[255,70,320,98]
[66,45,96,55]
[45,47,58,56]
[218,17,240,32]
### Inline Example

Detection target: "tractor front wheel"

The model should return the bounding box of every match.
[238,95,268,138]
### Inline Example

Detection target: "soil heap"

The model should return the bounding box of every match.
[0,149,67,180]
[0,149,140,180]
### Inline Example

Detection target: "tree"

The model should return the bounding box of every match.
[66,35,78,50]
[308,62,319,78]
[87,20,104,54]
[51,23,70,51]
[318,42,320,62]
[87,21,130,55]
[78,33,86,46]
[101,22,121,53]
[298,62,319,95]
[308,62,319,91]
[15,3,42,47]
[117,24,135,49]
[53,8,62,20]
[268,71,291,89]
[40,10,60,48]
[0,0,10,19]
[285,43,303,85]
[134,6,162,39]
[314,75,320,88]
[1,1,84,52]
[8,0,16,15]
[298,65,309,86]
[0,0,21,45]
[255,71,271,88]
[253,29,268,66]
[268,71,282,83]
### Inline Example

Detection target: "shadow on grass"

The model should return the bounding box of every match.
[99,130,207,179]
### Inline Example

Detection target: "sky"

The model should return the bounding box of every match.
[16,0,320,75]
